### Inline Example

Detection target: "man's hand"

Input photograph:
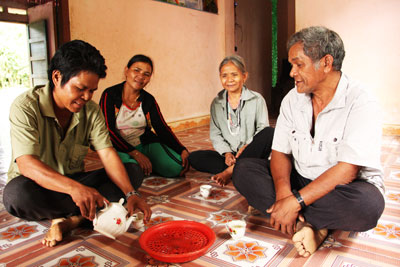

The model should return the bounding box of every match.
[266,195,301,236]
[70,184,108,221]
[126,195,152,223]
[224,152,236,166]
[179,150,190,176]
[130,150,152,176]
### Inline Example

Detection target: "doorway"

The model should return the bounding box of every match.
[0,21,30,179]
[234,0,295,118]
[0,0,56,181]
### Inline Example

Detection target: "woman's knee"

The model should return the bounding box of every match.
[188,150,206,165]
[155,164,183,178]
[188,150,225,174]
[259,126,275,140]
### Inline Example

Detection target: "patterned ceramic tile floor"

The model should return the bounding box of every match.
[0,126,400,266]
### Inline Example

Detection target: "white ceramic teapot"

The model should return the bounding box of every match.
[93,198,137,239]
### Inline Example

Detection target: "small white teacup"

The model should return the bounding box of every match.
[200,184,212,198]
[132,212,145,229]
[226,220,246,240]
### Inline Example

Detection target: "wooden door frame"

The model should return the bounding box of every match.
[0,0,70,49]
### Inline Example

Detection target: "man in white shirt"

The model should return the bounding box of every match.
[232,26,384,257]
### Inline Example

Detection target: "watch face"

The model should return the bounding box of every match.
[126,190,141,199]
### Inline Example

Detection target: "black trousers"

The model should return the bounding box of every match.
[232,158,385,232]
[3,163,144,221]
[188,127,275,174]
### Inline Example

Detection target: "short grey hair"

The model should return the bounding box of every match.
[219,55,247,74]
[287,26,345,71]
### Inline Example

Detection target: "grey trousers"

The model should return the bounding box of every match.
[232,158,385,232]
[3,163,144,221]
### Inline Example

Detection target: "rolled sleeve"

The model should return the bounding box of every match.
[88,104,113,151]
[337,95,382,170]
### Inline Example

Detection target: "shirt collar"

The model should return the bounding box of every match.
[216,85,256,104]
[37,83,82,127]
[295,73,348,112]
[240,86,257,101]
[38,83,56,118]
[324,73,348,112]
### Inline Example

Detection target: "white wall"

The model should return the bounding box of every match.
[69,0,234,122]
[296,0,400,125]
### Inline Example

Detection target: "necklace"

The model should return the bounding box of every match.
[123,91,140,109]
[226,91,242,136]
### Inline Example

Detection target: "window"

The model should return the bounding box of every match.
[155,0,218,14]
[7,8,27,15]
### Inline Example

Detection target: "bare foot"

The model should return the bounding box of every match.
[42,216,84,247]
[211,165,234,186]
[292,221,328,257]
[247,205,261,215]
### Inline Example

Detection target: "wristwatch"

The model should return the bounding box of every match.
[292,189,306,210]
[126,190,141,199]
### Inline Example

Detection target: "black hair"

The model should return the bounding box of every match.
[126,54,153,73]
[48,40,107,89]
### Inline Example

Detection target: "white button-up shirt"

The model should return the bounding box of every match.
[272,74,384,194]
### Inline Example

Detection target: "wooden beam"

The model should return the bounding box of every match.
[0,0,32,9]
[55,0,70,46]
[0,0,30,23]
[0,9,28,23]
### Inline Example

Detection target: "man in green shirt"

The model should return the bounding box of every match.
[3,40,151,247]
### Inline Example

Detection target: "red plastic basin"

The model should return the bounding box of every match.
[139,220,216,263]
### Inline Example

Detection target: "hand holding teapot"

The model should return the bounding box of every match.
[93,198,142,239]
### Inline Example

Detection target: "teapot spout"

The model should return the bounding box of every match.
[125,216,135,232]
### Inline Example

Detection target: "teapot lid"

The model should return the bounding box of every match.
[108,198,127,211]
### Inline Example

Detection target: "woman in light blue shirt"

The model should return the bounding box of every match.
[189,55,273,186]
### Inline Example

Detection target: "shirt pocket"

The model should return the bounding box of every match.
[289,129,310,164]
[325,132,341,164]
[69,144,89,169]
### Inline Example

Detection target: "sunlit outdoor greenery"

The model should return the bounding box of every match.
[0,21,30,90]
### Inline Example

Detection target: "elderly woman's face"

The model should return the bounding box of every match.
[219,62,248,94]
[288,42,325,94]
[124,61,152,91]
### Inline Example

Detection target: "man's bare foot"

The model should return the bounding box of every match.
[42,216,84,247]
[292,221,328,257]
[211,165,234,186]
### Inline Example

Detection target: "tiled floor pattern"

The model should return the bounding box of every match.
[0,127,399,266]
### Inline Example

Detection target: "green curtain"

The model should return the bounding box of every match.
[271,0,278,87]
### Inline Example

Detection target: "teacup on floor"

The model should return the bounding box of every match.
[226,220,246,240]
[200,184,212,198]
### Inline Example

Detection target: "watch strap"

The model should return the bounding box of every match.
[126,190,141,199]
[292,189,306,209]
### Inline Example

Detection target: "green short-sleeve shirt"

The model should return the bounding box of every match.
[7,84,112,181]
